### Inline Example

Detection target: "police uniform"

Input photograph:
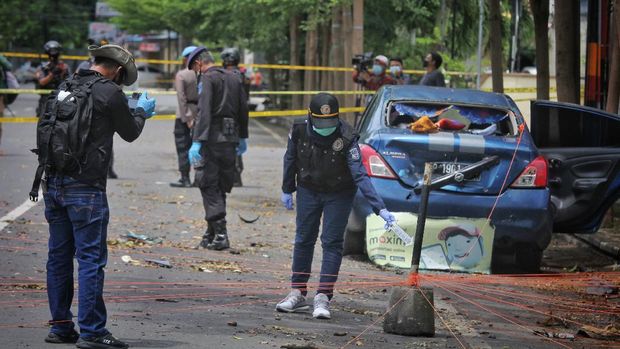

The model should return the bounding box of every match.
[193,62,249,250]
[281,93,389,303]
[36,60,70,117]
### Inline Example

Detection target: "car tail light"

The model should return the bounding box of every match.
[360,144,397,179]
[510,156,548,188]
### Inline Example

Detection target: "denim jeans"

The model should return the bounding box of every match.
[291,186,355,299]
[43,176,110,338]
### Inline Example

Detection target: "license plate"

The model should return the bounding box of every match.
[432,162,481,181]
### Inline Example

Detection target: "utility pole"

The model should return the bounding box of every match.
[476,0,484,89]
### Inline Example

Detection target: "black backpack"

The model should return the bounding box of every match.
[29,74,104,201]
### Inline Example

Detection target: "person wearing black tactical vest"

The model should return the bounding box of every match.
[36,41,70,118]
[35,44,156,349]
[221,47,251,187]
[276,93,395,319]
[188,47,249,251]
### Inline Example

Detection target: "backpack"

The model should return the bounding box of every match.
[29,74,104,201]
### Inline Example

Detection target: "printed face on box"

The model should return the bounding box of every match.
[444,233,484,269]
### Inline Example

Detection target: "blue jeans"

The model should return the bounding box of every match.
[43,176,110,338]
[292,186,355,299]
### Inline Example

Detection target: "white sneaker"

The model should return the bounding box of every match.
[312,293,331,319]
[276,289,310,313]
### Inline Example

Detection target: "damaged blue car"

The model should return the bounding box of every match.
[344,85,620,273]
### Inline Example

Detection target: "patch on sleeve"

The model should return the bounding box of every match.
[349,146,360,161]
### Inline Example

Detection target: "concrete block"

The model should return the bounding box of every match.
[383,286,435,337]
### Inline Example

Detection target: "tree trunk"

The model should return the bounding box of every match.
[489,0,504,93]
[530,0,550,100]
[320,20,331,91]
[289,16,302,110]
[554,0,580,104]
[606,0,620,113]
[330,6,344,92]
[304,21,319,107]
[342,3,354,112]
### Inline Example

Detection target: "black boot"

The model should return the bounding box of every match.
[170,175,192,188]
[199,224,215,248]
[207,219,230,251]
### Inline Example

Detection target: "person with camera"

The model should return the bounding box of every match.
[188,47,249,251]
[35,40,70,118]
[352,54,396,91]
[33,44,156,349]
[170,45,198,188]
[221,47,251,187]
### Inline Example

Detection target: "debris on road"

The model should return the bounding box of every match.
[125,231,164,245]
[227,321,238,327]
[144,258,173,268]
[577,324,620,339]
[533,330,575,339]
[239,213,260,223]
[280,343,321,349]
[190,260,249,273]
[121,255,141,266]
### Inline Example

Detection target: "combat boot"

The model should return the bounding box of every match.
[207,219,230,250]
[198,224,215,248]
[170,175,192,188]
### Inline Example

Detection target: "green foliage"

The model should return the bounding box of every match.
[0,0,97,50]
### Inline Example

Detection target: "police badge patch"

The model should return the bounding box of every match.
[320,104,331,115]
[349,146,360,160]
[332,138,344,151]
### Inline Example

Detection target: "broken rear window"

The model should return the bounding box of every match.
[387,102,518,136]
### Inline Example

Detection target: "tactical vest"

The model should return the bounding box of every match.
[292,119,357,193]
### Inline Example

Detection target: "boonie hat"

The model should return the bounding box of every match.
[88,44,137,86]
[309,93,340,128]
[437,223,482,241]
[181,45,197,58]
[187,46,207,68]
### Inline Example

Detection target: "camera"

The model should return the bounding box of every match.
[126,92,142,112]
[352,52,374,72]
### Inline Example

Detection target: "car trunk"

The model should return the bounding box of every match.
[375,101,534,195]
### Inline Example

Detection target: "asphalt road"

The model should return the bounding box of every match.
[0,95,619,348]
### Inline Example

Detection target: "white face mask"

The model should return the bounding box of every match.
[390,66,402,75]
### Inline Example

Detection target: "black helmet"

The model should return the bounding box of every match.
[44,40,62,56]
[221,47,240,66]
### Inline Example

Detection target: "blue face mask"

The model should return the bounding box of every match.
[371,64,384,75]
[312,125,337,136]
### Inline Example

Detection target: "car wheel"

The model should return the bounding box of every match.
[514,244,543,273]
[343,227,365,256]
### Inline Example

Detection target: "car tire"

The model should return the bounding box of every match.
[343,227,365,256]
[514,244,543,273]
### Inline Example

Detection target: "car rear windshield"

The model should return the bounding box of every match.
[386,102,518,136]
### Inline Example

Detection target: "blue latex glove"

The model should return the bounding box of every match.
[281,192,293,210]
[237,138,247,156]
[379,208,396,229]
[189,141,203,167]
[137,91,156,118]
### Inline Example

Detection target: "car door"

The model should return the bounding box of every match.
[530,100,620,234]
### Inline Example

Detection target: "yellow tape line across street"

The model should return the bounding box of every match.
[0,89,375,96]
[0,51,474,75]
[0,107,365,123]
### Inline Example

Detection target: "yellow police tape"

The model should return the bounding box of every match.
[0,107,366,123]
[1,51,474,75]
[0,88,375,96]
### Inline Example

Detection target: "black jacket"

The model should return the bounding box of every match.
[193,66,249,144]
[48,69,146,190]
